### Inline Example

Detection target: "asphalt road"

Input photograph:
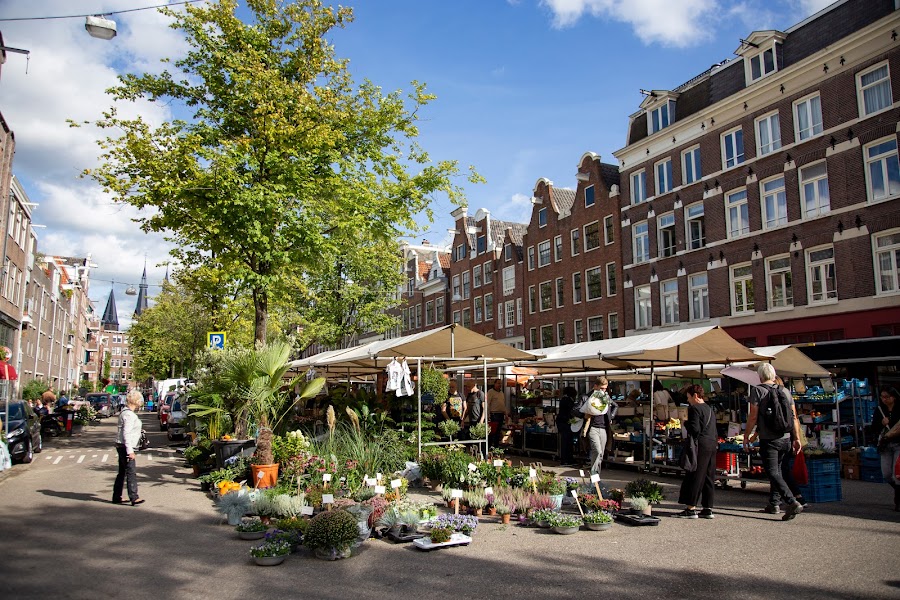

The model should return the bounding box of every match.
[1,415,899,600]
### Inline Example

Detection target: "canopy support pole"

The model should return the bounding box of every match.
[417,357,422,460]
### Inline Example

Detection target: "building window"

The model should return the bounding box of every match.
[504,244,512,262]
[462,271,471,299]
[455,243,465,262]
[633,222,650,263]
[473,265,482,288]
[586,267,603,301]
[538,240,551,267]
[587,316,604,341]
[484,293,494,320]
[608,313,619,338]
[539,281,553,311]
[794,94,823,141]
[660,279,679,325]
[452,310,461,324]
[766,255,793,309]
[452,275,460,299]
[655,158,674,195]
[685,202,705,250]
[603,215,615,245]
[474,296,483,323]
[807,246,837,304]
[538,207,548,228]
[648,99,676,134]
[635,285,652,330]
[874,230,900,295]
[462,308,471,328]
[570,229,581,256]
[436,297,444,322]
[557,322,566,345]
[858,62,892,117]
[416,305,422,328]
[540,325,553,349]
[731,264,755,314]
[725,189,750,239]
[483,261,493,284]
[584,221,601,251]
[864,137,900,203]
[657,212,676,258]
[606,262,617,296]
[529,328,538,350]
[689,273,709,321]
[749,46,776,81]
[407,277,415,296]
[761,176,787,229]
[555,277,564,307]
[516,297,522,325]
[722,127,744,169]
[554,235,563,262]
[584,185,595,207]
[527,246,535,270]
[502,266,515,295]
[682,145,701,185]
[573,272,583,304]
[574,319,584,343]
[528,285,536,314]
[631,170,647,204]
[756,112,781,156]
[507,301,517,329]
[476,235,486,255]
[425,300,435,326]
[800,161,830,218]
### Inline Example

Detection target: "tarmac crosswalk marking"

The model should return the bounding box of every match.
[53,456,63,464]
[101,454,108,463]
[77,455,85,463]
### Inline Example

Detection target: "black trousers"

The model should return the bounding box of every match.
[113,444,138,502]
[760,437,796,505]
[678,445,717,508]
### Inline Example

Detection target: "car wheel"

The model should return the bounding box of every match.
[34,433,43,453]
[21,440,33,464]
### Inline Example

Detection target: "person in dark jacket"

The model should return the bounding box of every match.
[675,384,718,519]
[869,386,900,511]
[558,386,578,466]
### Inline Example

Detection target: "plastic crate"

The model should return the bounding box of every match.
[806,458,841,477]
[716,452,738,470]
[861,446,880,459]
[860,466,884,483]
[798,480,843,503]
[861,456,881,470]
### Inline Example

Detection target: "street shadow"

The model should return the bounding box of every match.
[36,489,108,503]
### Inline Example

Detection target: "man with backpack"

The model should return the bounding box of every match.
[744,363,804,521]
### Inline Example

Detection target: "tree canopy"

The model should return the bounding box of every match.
[86,0,479,345]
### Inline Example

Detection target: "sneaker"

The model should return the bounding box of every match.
[795,496,808,508]
[673,509,698,519]
[762,504,781,514]
[782,501,803,521]
[699,508,715,519]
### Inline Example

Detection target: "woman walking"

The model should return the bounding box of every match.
[870,386,900,511]
[675,384,717,519]
[113,390,145,506]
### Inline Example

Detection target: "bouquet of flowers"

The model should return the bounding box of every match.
[582,390,611,416]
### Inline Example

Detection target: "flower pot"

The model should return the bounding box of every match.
[200,481,211,492]
[226,513,243,526]
[487,507,496,516]
[428,480,443,493]
[213,439,255,469]
[552,526,580,535]
[314,546,352,561]
[549,494,564,510]
[253,555,287,566]
[537,520,551,529]
[473,508,483,517]
[584,522,612,531]
[192,465,201,477]
[641,506,652,517]
[72,423,84,435]
[250,463,279,489]
[238,530,267,540]
[500,514,511,524]
[260,516,272,525]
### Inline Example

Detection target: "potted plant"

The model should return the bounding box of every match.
[304,509,360,560]
[428,513,478,536]
[549,513,583,535]
[273,519,309,552]
[439,420,460,441]
[532,508,555,528]
[251,494,279,524]
[429,526,453,544]
[542,478,567,510]
[495,502,512,524]
[485,493,496,516]
[582,510,613,531]
[625,478,665,514]
[236,517,269,540]
[217,489,252,526]
[249,537,291,566]
[271,494,308,520]
[465,491,487,517]
[630,496,652,516]
[419,366,449,408]
[469,422,488,441]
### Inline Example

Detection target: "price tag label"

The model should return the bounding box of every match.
[301,505,314,516]
[322,473,332,482]
[376,472,383,481]
[579,469,585,478]
[374,485,386,495]
[493,459,504,467]
[390,478,402,489]
[256,471,264,480]
[468,463,477,472]
[484,487,494,496]
[322,494,334,505]
[590,473,601,483]
[339,476,346,483]
[529,468,537,478]
[450,489,463,499]
[366,477,376,487]
[727,422,741,438]
[570,489,579,498]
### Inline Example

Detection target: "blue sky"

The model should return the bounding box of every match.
[0,0,835,321]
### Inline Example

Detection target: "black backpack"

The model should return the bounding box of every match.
[760,384,793,434]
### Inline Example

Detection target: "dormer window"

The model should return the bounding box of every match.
[749,47,776,81]
[649,99,676,134]
[476,234,486,254]
[538,207,548,227]
[738,31,785,85]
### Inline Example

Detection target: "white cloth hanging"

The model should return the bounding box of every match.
[396,359,414,397]
[385,358,402,392]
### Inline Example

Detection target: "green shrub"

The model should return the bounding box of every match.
[304,509,359,550]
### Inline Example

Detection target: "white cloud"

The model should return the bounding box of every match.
[540,0,718,47]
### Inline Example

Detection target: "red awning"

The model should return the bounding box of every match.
[0,361,18,380]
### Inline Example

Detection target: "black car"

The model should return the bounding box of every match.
[2,401,43,463]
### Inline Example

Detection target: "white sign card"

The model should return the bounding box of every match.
[570,489,578,498]
[366,478,376,486]
[390,478,402,489]
[820,430,836,450]
[529,468,537,478]
[256,470,264,480]
[300,505,314,516]
[579,469,585,477]
[450,489,463,499]
[321,494,334,504]
[322,473,332,482]
[727,422,741,438]
[376,472,383,481]
[374,485,386,495]
[493,459,504,467]
[484,487,494,496]
[468,463,477,472]
[590,473,601,483]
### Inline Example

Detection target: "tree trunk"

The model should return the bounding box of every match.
[253,286,268,344]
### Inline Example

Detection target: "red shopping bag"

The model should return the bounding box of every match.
[895,454,900,481]
[792,451,809,486]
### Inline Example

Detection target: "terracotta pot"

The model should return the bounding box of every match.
[192,465,201,477]
[641,506,653,516]
[251,463,279,489]
[473,508,483,517]
[487,507,496,516]
[501,514,511,524]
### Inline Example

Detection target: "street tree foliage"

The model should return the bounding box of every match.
[85,0,479,345]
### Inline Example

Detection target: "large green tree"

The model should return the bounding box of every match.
[86,0,478,344]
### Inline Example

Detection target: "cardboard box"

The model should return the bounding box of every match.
[841,448,861,466]
[842,464,860,480]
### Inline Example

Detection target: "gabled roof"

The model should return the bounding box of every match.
[552,187,576,214]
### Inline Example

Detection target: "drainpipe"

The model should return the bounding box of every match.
[32,284,44,377]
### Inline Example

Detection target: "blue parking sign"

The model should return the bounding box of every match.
[208,331,227,350]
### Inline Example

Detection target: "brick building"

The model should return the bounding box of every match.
[397,240,450,338]
[613,0,900,367]
[522,153,623,350]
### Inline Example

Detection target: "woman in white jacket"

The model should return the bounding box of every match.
[113,390,144,505]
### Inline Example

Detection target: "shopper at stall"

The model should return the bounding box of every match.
[463,382,485,430]
[558,386,579,467]
[441,381,465,425]
[487,379,508,448]
[675,384,718,519]
[869,386,900,511]
[744,363,804,521]
[582,376,617,476]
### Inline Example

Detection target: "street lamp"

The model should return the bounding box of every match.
[85,15,117,40]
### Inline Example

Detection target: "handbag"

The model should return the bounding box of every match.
[137,429,150,451]
[792,449,809,486]
[876,407,891,452]
[679,409,711,472]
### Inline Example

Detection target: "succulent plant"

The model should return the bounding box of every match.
[629,496,650,511]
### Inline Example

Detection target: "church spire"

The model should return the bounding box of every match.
[101,289,119,331]
[134,261,149,318]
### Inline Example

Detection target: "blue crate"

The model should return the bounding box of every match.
[806,458,840,477]
[861,466,884,483]
[861,456,881,470]
[798,480,843,503]
[861,446,880,459]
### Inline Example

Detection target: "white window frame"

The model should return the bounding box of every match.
[506,301,517,329]
[557,322,566,346]
[863,136,900,204]
[462,271,471,299]
[806,245,837,304]
[799,160,831,219]
[425,300,435,326]
[730,263,755,315]
[516,297,522,325]
[685,202,705,250]
[631,169,647,205]
[633,221,650,264]
[873,228,900,296]
[572,272,582,304]
[539,281,553,312]
[608,313,619,339]
[635,285,652,330]
[529,327,538,350]
[603,215,615,245]
[682,145,701,185]
[585,267,603,301]
[538,240,551,268]
[584,184,595,208]
[483,261,493,284]
[857,61,893,118]
[436,297,445,322]
[452,274,460,299]
[540,325,554,349]
[527,246,535,270]
[502,266,515,296]
[755,111,781,156]
[587,316,604,341]
[528,285,536,314]
[554,235,563,263]
[766,255,793,310]
[584,221,601,252]
[538,207,548,228]
[721,127,745,170]
[574,319,584,343]
[689,273,709,321]
[794,93,823,142]
[473,264,482,288]
[655,157,674,196]
[606,262,617,297]
[484,293,494,320]
[660,279,679,326]
[648,99,676,135]
[452,310,461,325]
[555,277,564,308]
[570,228,581,256]
[657,211,676,258]
[761,175,787,230]
[474,296,483,323]
[725,188,750,239]
[747,45,777,82]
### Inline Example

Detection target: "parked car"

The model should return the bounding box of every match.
[84,392,116,417]
[166,397,188,441]
[158,391,177,431]
[2,400,43,463]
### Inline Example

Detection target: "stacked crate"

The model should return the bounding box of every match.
[798,458,842,503]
